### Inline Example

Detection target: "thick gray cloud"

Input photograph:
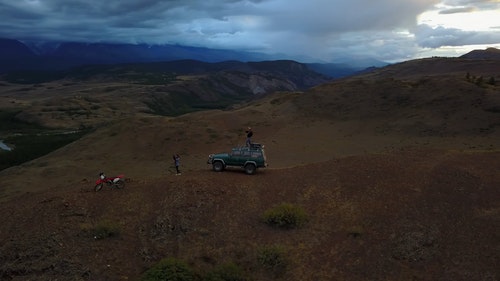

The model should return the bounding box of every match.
[415,24,500,48]
[439,6,477,14]
[442,0,499,7]
[439,0,499,13]
[0,0,498,62]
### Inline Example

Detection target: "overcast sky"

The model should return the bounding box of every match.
[0,0,499,62]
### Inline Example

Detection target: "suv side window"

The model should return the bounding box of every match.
[242,150,251,157]
[251,152,261,158]
[231,150,241,156]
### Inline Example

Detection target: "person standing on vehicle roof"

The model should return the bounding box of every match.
[245,127,253,147]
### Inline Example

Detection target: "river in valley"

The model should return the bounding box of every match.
[0,140,12,151]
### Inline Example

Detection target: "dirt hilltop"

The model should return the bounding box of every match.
[0,57,499,280]
[1,148,499,280]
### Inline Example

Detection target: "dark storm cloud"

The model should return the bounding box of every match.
[0,0,498,62]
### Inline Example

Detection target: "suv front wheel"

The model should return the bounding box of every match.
[213,161,224,172]
[244,163,256,175]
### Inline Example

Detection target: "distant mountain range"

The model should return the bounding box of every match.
[0,38,389,78]
[1,38,498,79]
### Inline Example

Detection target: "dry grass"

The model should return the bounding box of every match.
[0,57,499,280]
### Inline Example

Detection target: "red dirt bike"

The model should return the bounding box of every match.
[94,173,125,191]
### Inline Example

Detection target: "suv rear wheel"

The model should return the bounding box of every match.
[213,161,224,172]
[244,163,256,175]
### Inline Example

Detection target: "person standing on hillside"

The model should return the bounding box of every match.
[173,154,181,175]
[245,127,253,147]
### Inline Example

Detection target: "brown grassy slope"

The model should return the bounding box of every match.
[0,149,499,281]
[0,58,499,198]
[0,57,499,280]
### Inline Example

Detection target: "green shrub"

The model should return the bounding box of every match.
[347,225,364,238]
[262,203,307,229]
[257,245,288,274]
[204,263,247,281]
[488,76,496,85]
[92,220,121,239]
[475,76,483,86]
[142,258,196,281]
[205,127,219,140]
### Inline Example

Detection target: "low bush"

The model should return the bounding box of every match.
[142,258,196,281]
[257,245,288,274]
[92,220,121,239]
[204,262,247,281]
[262,203,307,229]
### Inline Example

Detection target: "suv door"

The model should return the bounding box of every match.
[226,148,243,166]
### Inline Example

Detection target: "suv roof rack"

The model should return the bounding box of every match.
[250,143,264,149]
[234,143,264,151]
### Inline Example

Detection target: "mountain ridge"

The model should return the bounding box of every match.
[0,37,387,78]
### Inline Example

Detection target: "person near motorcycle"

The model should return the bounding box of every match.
[173,154,181,175]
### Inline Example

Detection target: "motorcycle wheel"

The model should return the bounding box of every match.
[95,183,103,192]
[115,180,125,189]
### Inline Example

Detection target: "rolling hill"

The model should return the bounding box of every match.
[0,51,499,280]
[0,59,331,128]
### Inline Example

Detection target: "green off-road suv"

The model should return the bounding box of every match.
[207,143,268,175]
